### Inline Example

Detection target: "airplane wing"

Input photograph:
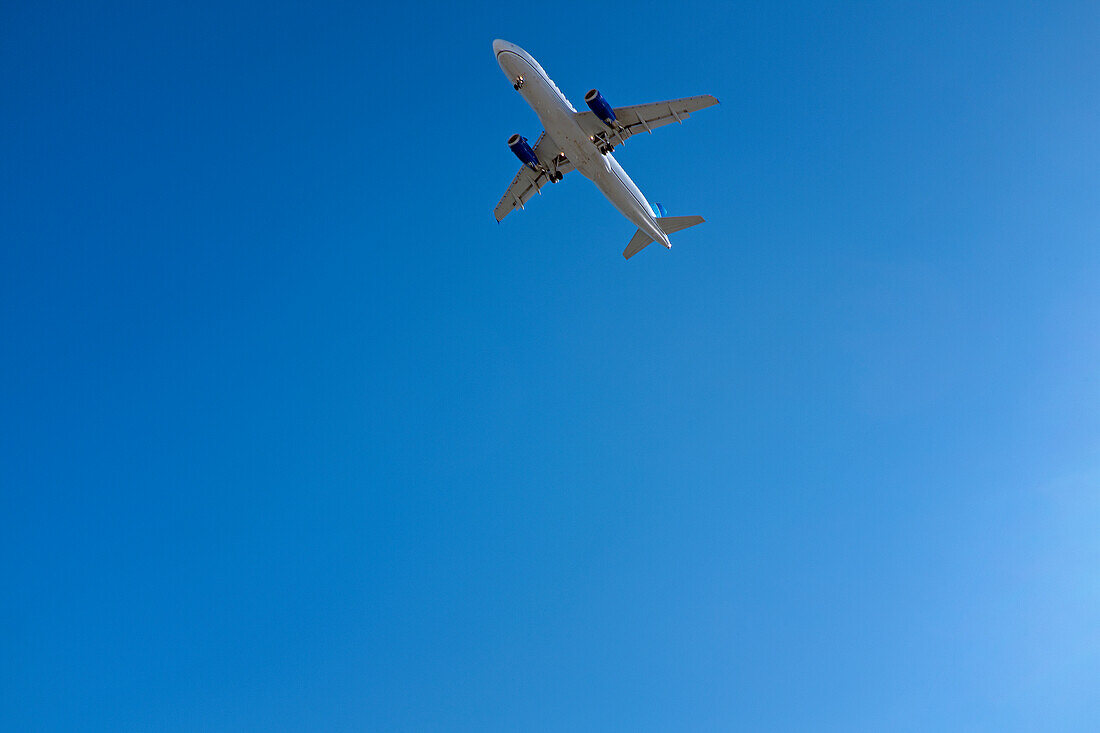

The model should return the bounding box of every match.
[493,132,575,222]
[572,94,719,147]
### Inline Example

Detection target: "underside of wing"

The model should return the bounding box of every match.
[493,132,575,222]
[573,94,719,147]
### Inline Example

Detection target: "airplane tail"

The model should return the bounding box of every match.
[623,215,705,259]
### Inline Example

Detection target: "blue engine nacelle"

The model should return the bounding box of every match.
[584,89,616,127]
[508,134,539,170]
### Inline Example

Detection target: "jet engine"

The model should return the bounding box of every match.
[507,134,539,170]
[584,89,616,127]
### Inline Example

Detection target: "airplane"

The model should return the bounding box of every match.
[492,39,719,259]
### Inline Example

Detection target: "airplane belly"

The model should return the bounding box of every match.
[496,48,597,169]
[588,165,666,244]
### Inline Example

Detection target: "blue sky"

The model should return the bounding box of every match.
[2,1,1099,730]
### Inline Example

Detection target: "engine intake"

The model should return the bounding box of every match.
[585,89,616,127]
[507,133,539,170]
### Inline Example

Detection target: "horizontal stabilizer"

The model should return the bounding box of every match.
[655,215,704,235]
[624,229,654,259]
[623,215,706,259]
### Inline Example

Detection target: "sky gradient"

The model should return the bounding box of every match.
[3,1,1099,730]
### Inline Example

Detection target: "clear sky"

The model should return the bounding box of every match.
[2,1,1099,730]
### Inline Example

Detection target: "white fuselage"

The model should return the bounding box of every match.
[493,40,670,248]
